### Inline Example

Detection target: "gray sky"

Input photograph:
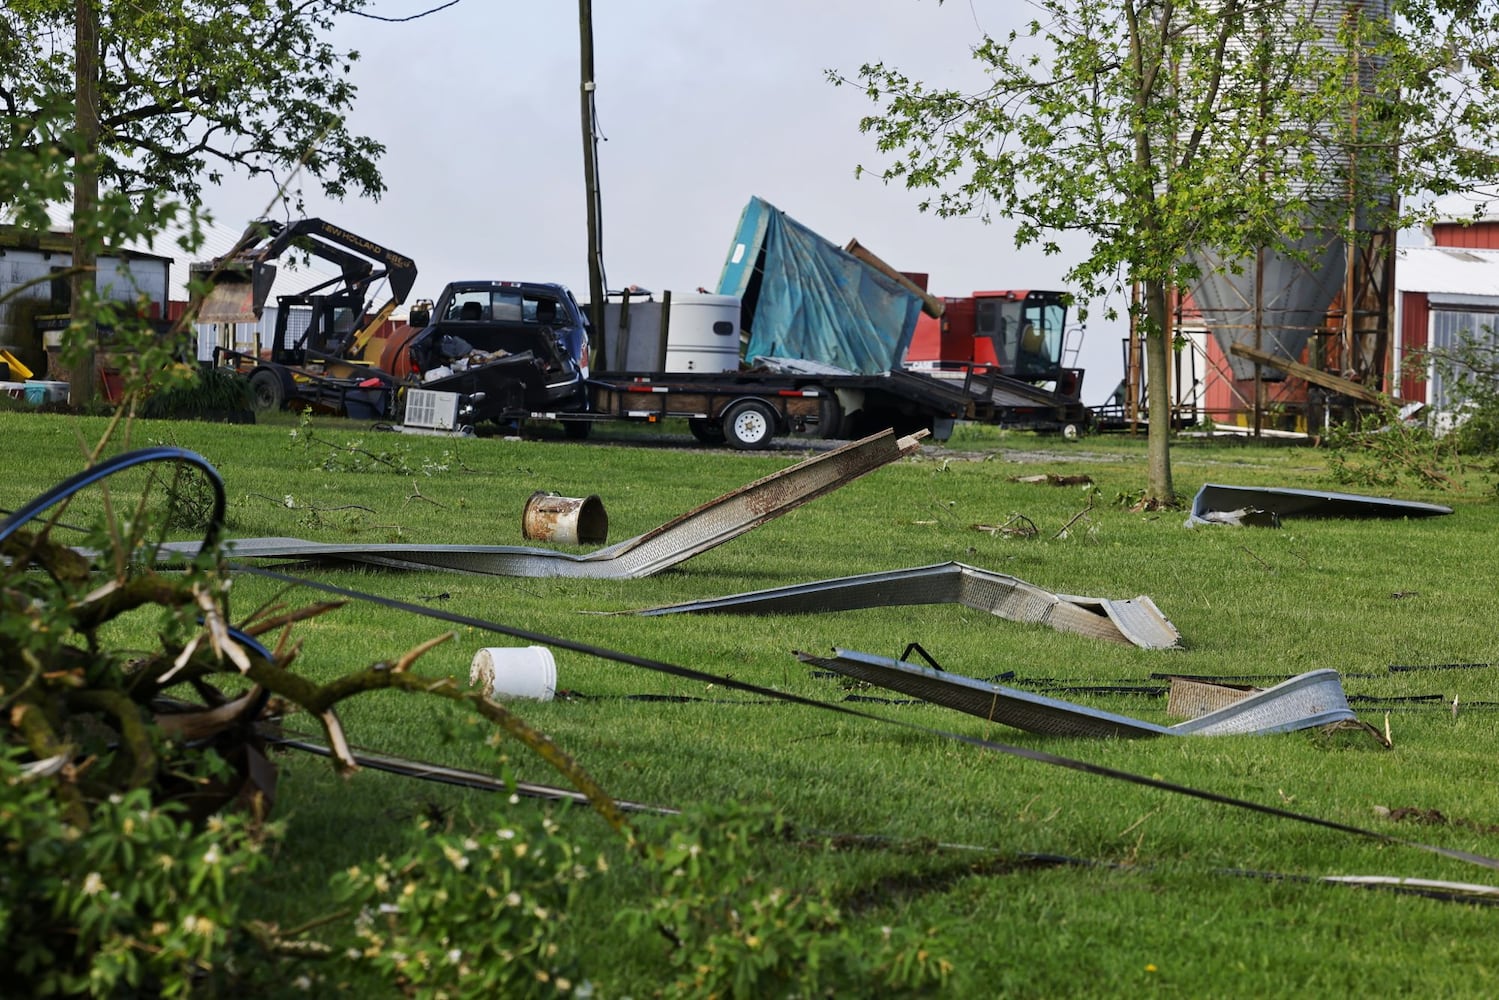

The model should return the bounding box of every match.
[210,0,1126,403]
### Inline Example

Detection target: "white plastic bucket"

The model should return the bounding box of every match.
[470,646,557,701]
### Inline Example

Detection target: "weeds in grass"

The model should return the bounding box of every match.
[618,804,954,997]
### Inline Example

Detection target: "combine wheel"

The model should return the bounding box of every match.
[722,399,778,450]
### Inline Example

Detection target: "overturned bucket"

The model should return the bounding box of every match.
[522,491,608,545]
[471,646,558,701]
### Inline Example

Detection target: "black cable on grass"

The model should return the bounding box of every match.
[237,563,1499,875]
[269,727,1499,911]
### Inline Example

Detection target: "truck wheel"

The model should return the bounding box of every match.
[249,369,285,412]
[688,417,727,445]
[723,399,777,450]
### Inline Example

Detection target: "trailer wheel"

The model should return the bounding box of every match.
[723,399,777,450]
[688,417,727,445]
[249,369,285,412]
[563,420,592,440]
[1061,422,1081,441]
[819,394,845,439]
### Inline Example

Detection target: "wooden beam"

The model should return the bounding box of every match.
[843,238,945,318]
[1228,342,1403,406]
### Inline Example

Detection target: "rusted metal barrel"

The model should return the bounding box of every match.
[521,491,608,545]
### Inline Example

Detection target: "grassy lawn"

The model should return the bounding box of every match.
[4,407,1498,996]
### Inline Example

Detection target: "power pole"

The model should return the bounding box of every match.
[69,0,99,405]
[578,0,607,369]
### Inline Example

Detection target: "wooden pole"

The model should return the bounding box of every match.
[579,0,607,369]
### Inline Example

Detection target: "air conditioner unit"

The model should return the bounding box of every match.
[404,388,462,431]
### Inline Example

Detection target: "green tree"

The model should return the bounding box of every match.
[1,0,386,401]
[1,0,383,212]
[837,0,1499,504]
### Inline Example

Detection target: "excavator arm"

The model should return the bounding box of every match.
[191,218,417,340]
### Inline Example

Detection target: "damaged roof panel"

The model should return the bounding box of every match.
[632,561,1182,650]
[161,429,925,579]
[797,648,1355,738]
[1188,484,1454,527]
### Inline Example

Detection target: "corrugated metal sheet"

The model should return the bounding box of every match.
[1395,246,1499,299]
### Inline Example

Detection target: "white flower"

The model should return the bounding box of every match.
[81,872,105,896]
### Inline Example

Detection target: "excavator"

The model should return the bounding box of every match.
[192,218,417,417]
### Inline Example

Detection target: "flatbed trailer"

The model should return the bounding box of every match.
[533,364,973,449]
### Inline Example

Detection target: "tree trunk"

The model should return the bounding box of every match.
[1142,277,1176,505]
[68,0,99,406]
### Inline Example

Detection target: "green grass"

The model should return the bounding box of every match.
[6,410,1499,996]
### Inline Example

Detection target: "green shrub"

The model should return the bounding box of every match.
[0,747,273,998]
[331,811,599,998]
[139,365,254,421]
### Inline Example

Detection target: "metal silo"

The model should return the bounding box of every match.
[1187,0,1393,382]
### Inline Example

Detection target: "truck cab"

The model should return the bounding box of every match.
[402,280,590,423]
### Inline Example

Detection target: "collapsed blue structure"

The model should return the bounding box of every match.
[715,196,924,375]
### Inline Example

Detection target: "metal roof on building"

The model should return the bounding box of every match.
[1395,245,1499,300]
[7,201,346,304]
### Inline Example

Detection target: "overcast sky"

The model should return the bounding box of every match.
[209,0,1127,402]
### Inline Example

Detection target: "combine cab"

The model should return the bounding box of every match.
[904,289,1090,435]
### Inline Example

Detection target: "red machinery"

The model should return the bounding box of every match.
[903,289,1089,434]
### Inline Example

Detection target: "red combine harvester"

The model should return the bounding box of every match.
[903,289,1089,436]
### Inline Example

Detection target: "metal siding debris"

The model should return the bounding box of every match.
[632,561,1182,650]
[798,648,1356,738]
[1187,483,1454,527]
[160,429,925,579]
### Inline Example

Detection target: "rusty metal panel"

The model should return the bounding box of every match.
[162,429,926,579]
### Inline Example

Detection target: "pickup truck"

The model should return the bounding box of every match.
[401,280,591,431]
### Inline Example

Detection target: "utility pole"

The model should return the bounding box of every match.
[578,0,607,369]
[69,0,99,405]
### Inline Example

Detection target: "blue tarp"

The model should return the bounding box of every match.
[715,196,922,375]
